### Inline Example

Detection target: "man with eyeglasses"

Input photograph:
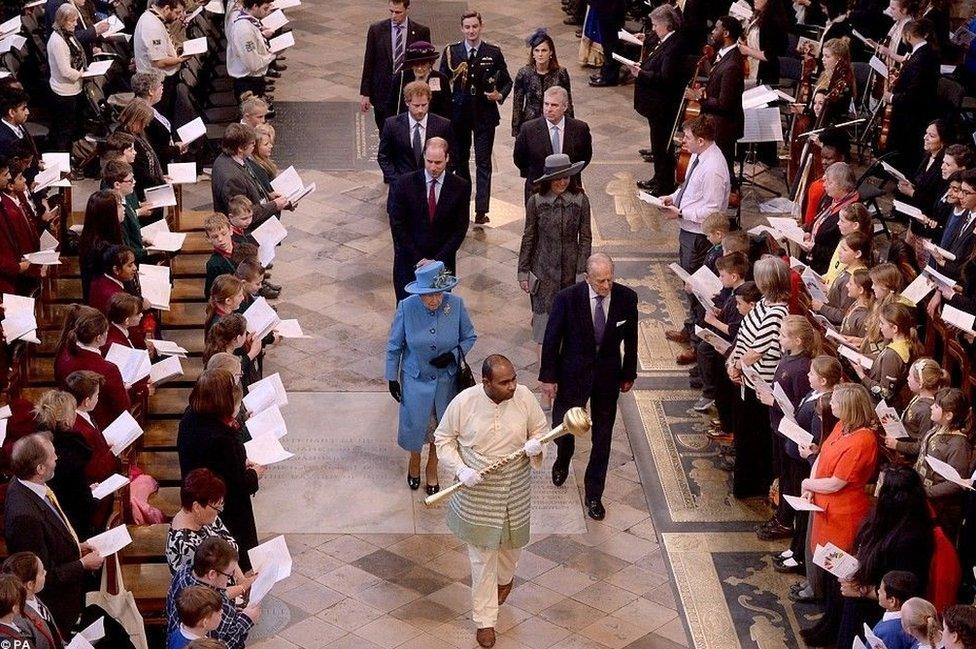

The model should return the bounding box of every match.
[165,536,261,649]
[927,170,976,281]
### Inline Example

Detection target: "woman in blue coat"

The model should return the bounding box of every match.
[385,262,477,495]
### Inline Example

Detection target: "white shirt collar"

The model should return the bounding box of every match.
[547,116,565,131]
[409,113,428,130]
[882,610,902,621]
[76,410,94,427]
[588,285,607,302]
[1,119,23,136]
[18,478,48,501]
[179,624,203,640]
[392,18,408,30]
[112,322,132,341]
[465,40,482,54]
[659,31,673,43]
[152,108,171,131]
[911,41,926,54]
[718,44,737,58]
[76,342,102,355]
[104,274,125,289]
[424,169,441,185]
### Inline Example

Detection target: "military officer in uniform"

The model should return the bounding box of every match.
[440,10,512,226]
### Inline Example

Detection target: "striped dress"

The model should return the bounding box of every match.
[729,298,789,391]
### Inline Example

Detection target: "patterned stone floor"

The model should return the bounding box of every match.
[174,0,786,646]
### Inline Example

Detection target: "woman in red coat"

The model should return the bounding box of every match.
[53,305,130,428]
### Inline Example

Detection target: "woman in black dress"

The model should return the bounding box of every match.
[177,368,263,570]
[511,29,573,137]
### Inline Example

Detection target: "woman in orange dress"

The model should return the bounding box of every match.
[799,382,880,645]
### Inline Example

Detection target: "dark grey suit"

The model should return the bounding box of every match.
[211,152,279,227]
[513,116,593,202]
[360,18,431,130]
[377,112,454,184]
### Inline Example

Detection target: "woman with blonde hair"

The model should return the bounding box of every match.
[35,390,100,537]
[47,3,86,151]
[726,256,791,498]
[902,598,941,649]
[248,123,279,192]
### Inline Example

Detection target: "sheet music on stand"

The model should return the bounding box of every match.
[740,107,784,143]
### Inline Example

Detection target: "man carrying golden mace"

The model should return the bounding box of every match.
[432,353,591,648]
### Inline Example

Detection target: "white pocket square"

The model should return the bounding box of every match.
[616,320,626,327]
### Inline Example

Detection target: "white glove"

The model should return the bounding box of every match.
[523,439,544,457]
[457,466,483,487]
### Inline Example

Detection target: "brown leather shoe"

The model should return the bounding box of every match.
[676,350,697,365]
[665,329,690,344]
[497,580,513,605]
[477,627,496,647]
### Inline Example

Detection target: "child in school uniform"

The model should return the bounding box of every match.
[203,313,262,389]
[88,244,141,316]
[853,302,919,408]
[101,292,151,355]
[693,252,748,413]
[234,259,278,374]
[204,213,259,298]
[872,571,920,649]
[883,358,944,462]
[1,552,64,649]
[839,269,873,345]
[706,280,759,439]
[756,315,818,541]
[914,387,972,538]
[861,263,910,357]
[814,231,870,326]
[205,275,246,335]
[823,202,873,287]
[228,195,281,298]
[775,355,841,580]
[0,574,34,645]
[168,585,224,649]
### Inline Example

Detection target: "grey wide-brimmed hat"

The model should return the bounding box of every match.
[534,153,585,184]
[405,41,439,65]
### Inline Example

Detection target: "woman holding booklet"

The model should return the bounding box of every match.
[177,368,263,570]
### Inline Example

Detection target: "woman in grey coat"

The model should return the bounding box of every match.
[517,154,592,352]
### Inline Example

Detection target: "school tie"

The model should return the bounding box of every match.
[46,487,80,551]
[393,23,405,73]
[593,294,606,346]
[428,178,437,223]
[412,122,423,165]
[550,124,560,154]
[674,155,700,209]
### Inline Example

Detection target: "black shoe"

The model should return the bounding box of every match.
[689,378,703,389]
[474,212,489,225]
[639,148,654,157]
[407,473,420,490]
[258,285,280,300]
[425,483,440,496]
[552,464,568,486]
[273,62,288,71]
[586,499,606,520]
[563,16,581,24]
[589,76,618,87]
[636,179,659,192]
[267,69,281,78]
[263,279,282,292]
[773,559,805,574]
[575,29,582,38]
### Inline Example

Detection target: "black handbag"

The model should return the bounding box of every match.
[456,346,476,391]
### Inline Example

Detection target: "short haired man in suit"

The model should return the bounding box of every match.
[540,253,638,521]
[626,4,685,194]
[0,90,40,180]
[887,18,940,174]
[388,137,472,302]
[513,85,592,203]
[440,11,512,225]
[4,434,104,636]
[360,0,431,130]
[211,123,288,227]
[377,80,454,184]
[685,16,744,179]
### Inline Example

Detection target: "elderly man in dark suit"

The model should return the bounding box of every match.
[540,253,638,521]
[4,434,104,635]
[211,123,288,227]
[377,80,454,184]
[626,5,686,194]
[360,0,431,130]
[513,85,592,203]
[388,136,472,302]
[440,10,512,225]
[686,16,744,179]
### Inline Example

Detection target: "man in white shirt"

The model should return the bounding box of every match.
[226,0,276,101]
[656,115,730,343]
[435,354,548,648]
[133,0,187,118]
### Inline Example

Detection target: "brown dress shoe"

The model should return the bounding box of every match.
[497,580,513,605]
[665,329,690,344]
[477,627,496,647]
[676,350,697,365]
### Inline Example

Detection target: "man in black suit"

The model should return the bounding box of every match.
[588,0,627,86]
[888,19,940,174]
[686,16,744,179]
[211,123,288,228]
[388,137,472,301]
[626,5,686,194]
[440,10,512,225]
[360,0,431,130]
[539,253,638,521]
[0,89,40,180]
[513,85,592,203]
[377,80,454,184]
[4,434,104,635]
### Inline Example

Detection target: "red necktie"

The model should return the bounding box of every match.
[428,178,437,223]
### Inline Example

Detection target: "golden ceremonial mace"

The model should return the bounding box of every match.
[424,407,592,507]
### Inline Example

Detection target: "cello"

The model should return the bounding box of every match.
[876,62,901,151]
[786,50,819,188]
[670,44,714,183]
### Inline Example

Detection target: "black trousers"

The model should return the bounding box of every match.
[595,8,624,80]
[233,75,267,103]
[679,229,711,337]
[776,453,809,527]
[160,72,180,122]
[49,92,80,152]
[733,387,773,498]
[553,385,620,502]
[452,117,495,214]
[789,509,809,564]
[698,338,733,404]
[648,116,676,190]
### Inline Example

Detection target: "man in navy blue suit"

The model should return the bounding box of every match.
[539,253,638,520]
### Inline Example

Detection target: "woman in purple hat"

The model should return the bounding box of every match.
[388,40,452,120]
